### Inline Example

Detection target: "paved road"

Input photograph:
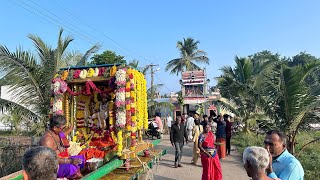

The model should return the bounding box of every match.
[153,135,248,180]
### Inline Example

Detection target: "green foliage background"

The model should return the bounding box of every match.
[232,132,320,180]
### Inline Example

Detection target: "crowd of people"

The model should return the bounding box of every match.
[20,114,305,180]
[167,113,305,180]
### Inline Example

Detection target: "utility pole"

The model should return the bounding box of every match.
[147,64,159,116]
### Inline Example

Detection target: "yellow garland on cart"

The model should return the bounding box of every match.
[142,75,148,130]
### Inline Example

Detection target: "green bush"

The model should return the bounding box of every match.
[232,131,320,180]
[231,132,264,153]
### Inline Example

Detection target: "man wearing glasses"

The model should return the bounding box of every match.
[264,130,304,180]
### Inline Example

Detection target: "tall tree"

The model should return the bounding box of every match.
[216,56,272,132]
[0,28,98,133]
[260,61,320,153]
[165,37,209,75]
[90,50,126,65]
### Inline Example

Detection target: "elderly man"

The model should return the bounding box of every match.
[264,130,304,180]
[243,146,274,180]
[22,146,58,180]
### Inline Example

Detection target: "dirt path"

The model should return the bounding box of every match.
[153,135,248,180]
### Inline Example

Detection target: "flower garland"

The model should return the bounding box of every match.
[115,68,126,128]
[115,68,126,156]
[125,69,132,132]
[117,130,123,156]
[142,76,148,130]
[87,68,95,77]
[109,93,117,143]
[129,70,137,150]
[135,70,143,130]
[51,78,68,115]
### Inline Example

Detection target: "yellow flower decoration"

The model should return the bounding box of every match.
[110,65,117,76]
[117,130,123,156]
[61,70,69,80]
[87,68,95,77]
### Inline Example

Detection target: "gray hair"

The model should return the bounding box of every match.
[243,146,269,170]
[23,146,58,180]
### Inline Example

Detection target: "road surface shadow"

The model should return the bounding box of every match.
[154,175,176,180]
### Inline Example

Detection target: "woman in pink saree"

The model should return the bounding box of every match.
[198,124,222,180]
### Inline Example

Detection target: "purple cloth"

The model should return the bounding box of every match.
[57,155,85,178]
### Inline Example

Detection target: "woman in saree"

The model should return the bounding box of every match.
[40,115,85,179]
[198,124,222,180]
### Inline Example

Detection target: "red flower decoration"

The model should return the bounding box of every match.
[129,73,133,79]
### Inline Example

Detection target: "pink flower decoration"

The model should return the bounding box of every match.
[73,70,81,79]
[55,110,63,115]
[118,87,125,92]
[99,67,106,76]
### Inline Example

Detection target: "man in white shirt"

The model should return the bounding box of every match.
[186,113,195,141]
[166,114,173,134]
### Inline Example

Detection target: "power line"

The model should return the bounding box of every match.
[11,0,97,45]
[28,0,100,43]
[54,0,154,63]
[12,0,174,93]
[155,73,173,92]
[53,1,174,93]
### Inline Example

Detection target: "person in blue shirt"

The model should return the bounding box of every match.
[264,130,304,180]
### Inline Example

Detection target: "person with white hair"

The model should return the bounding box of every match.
[22,146,58,180]
[243,146,275,180]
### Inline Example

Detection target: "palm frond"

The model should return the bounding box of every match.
[0,46,45,103]
[76,43,101,66]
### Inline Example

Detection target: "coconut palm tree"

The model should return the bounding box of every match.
[0,28,99,133]
[216,56,275,132]
[165,37,209,75]
[260,61,320,153]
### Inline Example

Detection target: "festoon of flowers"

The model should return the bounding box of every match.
[115,68,126,156]
[51,78,68,115]
[142,76,148,130]
[115,68,127,128]
[128,69,137,150]
[125,69,132,132]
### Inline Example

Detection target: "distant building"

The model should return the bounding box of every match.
[169,69,221,118]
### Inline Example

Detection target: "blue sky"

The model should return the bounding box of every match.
[1,0,320,94]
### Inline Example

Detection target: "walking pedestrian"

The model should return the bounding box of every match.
[225,114,232,155]
[166,113,173,134]
[186,113,195,141]
[191,119,203,165]
[214,114,227,159]
[198,124,222,180]
[170,116,188,168]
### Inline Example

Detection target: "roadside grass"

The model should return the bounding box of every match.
[232,131,320,180]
